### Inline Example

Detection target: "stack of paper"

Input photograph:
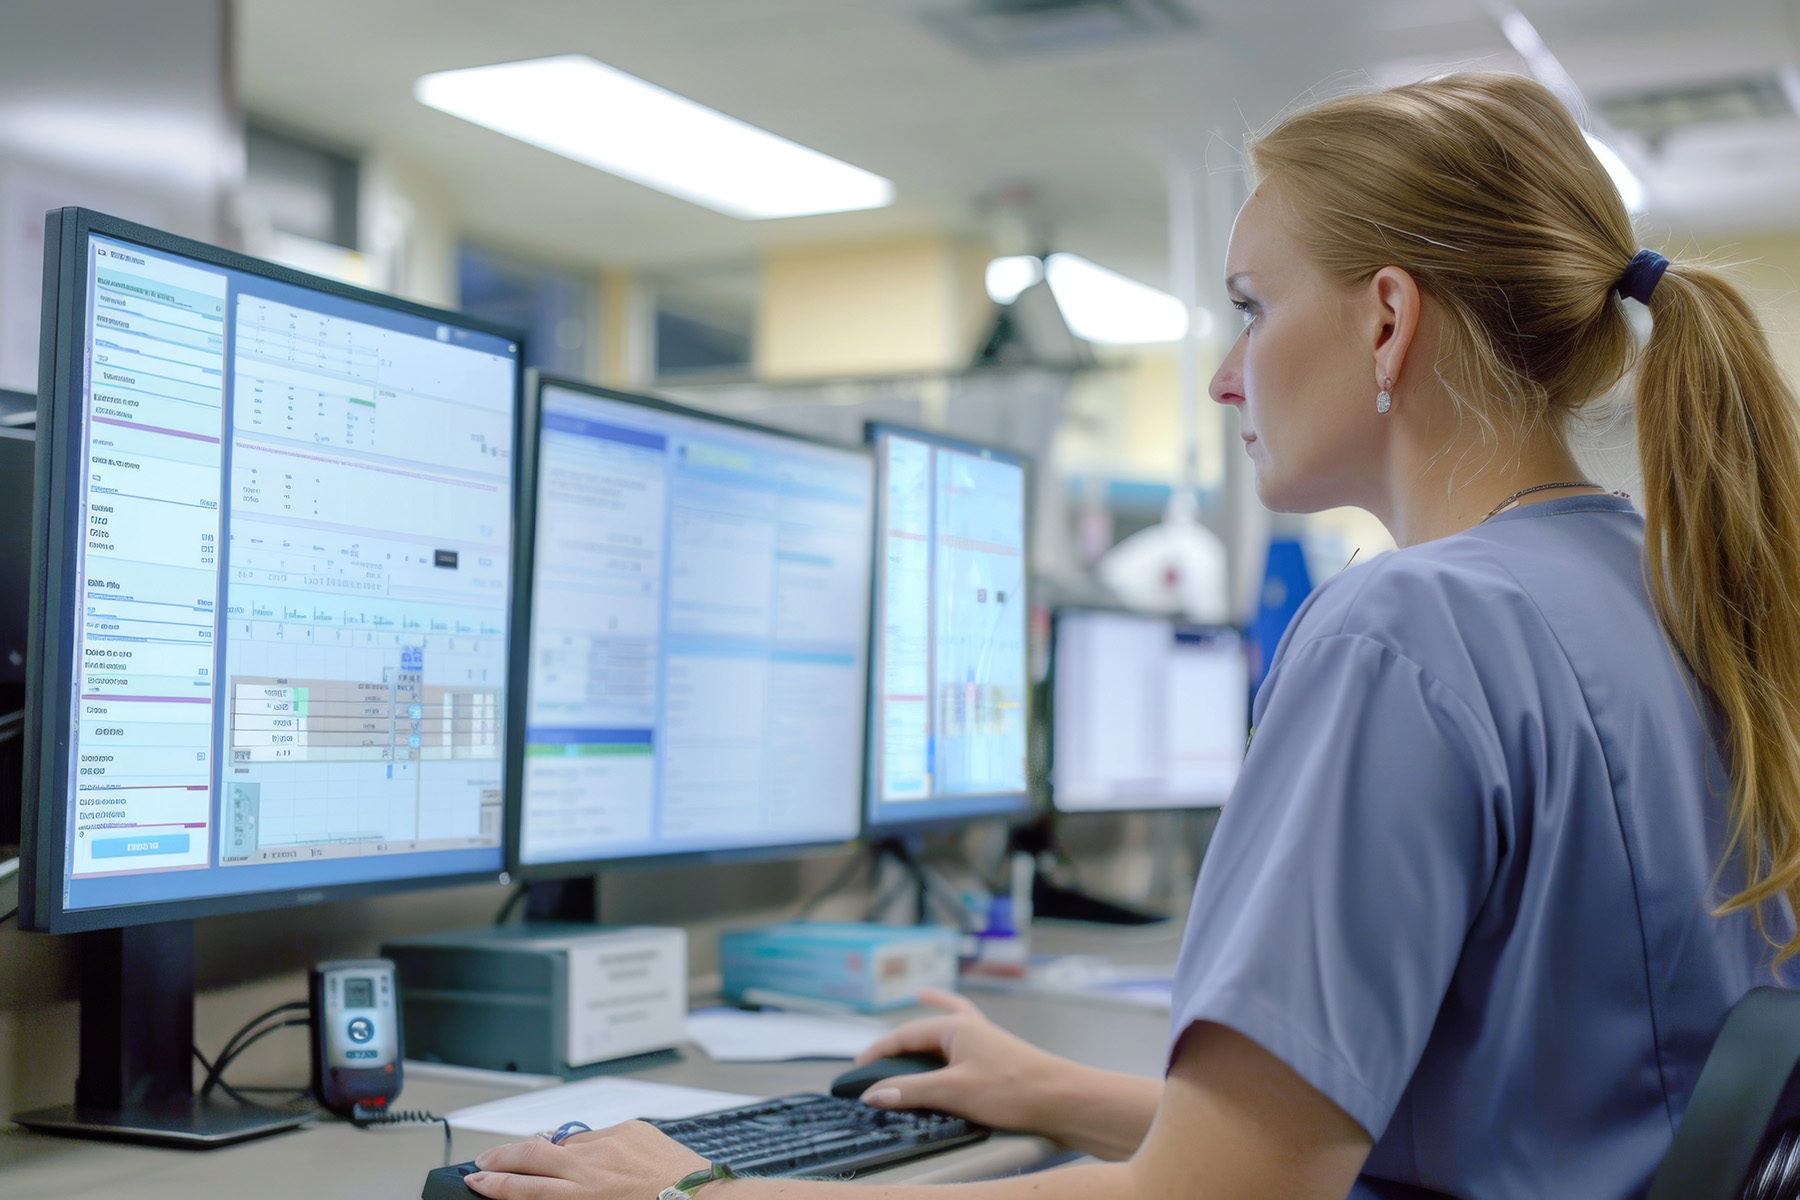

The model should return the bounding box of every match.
[446,1076,761,1138]
[962,954,1176,1012]
[684,1008,891,1062]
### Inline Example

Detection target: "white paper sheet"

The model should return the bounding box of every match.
[445,1076,761,1138]
[684,1007,891,1063]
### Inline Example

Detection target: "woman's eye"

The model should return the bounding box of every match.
[1232,300,1258,331]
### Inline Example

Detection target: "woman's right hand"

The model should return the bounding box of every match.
[851,988,1079,1136]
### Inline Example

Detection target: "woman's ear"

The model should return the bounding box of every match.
[1369,266,1423,392]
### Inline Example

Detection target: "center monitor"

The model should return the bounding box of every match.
[864,424,1031,831]
[509,378,875,873]
[19,209,521,933]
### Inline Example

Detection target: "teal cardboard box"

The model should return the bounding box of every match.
[720,922,960,1012]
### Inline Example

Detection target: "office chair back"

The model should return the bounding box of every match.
[1647,987,1800,1200]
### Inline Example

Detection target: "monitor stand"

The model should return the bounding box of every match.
[1008,816,1167,926]
[522,875,600,923]
[12,921,315,1148]
[868,836,977,928]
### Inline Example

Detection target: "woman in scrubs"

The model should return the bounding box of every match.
[466,71,1799,1200]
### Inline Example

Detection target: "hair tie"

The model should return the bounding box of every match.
[1616,249,1669,305]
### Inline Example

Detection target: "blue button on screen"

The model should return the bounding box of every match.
[92,834,191,859]
[347,1017,374,1044]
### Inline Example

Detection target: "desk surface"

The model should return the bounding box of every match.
[0,921,1182,1200]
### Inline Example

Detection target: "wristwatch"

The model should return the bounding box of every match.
[659,1161,739,1199]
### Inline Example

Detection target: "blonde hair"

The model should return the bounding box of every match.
[1250,72,1800,957]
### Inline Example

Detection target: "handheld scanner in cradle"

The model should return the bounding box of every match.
[310,958,402,1115]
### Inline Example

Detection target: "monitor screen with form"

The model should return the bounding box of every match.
[865,425,1030,830]
[22,213,519,930]
[511,380,874,872]
[1051,610,1248,812]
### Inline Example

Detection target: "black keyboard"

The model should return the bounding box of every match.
[649,1094,989,1177]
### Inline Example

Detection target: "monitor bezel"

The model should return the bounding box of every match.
[861,421,1035,834]
[19,207,527,933]
[503,373,874,881]
[1046,604,1248,816]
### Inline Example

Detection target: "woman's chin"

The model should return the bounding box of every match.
[1253,472,1340,516]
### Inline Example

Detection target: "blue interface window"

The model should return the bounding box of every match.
[517,385,874,865]
[866,428,1029,829]
[62,233,517,912]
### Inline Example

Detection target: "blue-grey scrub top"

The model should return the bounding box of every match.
[1168,495,1787,1200]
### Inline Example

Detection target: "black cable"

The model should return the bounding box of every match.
[494,882,527,925]
[211,1000,311,1066]
[191,1045,291,1108]
[353,1107,453,1166]
[194,1000,310,1098]
[200,1016,312,1098]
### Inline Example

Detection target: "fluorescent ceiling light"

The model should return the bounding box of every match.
[415,55,894,220]
[1585,133,1647,215]
[1044,253,1188,345]
[985,255,1043,304]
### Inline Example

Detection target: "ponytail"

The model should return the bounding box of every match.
[1638,266,1800,957]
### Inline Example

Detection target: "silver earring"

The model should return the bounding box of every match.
[1376,379,1392,414]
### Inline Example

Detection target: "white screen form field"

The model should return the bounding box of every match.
[865,426,1030,831]
[1050,612,1248,813]
[59,229,516,914]
[516,382,874,868]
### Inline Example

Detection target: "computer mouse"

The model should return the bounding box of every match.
[829,1052,949,1100]
[421,1160,480,1199]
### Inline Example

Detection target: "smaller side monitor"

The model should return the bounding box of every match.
[1051,610,1248,813]
[864,424,1031,831]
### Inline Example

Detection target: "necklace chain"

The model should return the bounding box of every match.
[1480,481,1610,524]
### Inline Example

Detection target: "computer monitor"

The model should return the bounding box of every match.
[864,424,1031,831]
[19,210,522,935]
[1050,609,1248,812]
[508,377,875,879]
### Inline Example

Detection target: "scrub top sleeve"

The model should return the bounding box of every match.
[1168,632,1505,1140]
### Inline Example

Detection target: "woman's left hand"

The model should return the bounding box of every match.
[464,1120,710,1199]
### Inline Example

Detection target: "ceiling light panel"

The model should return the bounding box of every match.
[985,255,1044,304]
[1044,252,1187,344]
[415,55,895,220]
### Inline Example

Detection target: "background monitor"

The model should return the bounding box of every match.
[1050,609,1248,813]
[864,423,1031,831]
[508,378,875,875]
[19,209,522,932]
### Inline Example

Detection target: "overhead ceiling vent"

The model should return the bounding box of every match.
[1598,69,1800,147]
[919,0,1198,59]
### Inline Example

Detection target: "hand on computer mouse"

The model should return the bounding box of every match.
[851,989,1080,1137]
[463,1119,706,1200]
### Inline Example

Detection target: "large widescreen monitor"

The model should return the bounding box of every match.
[508,378,875,875]
[1050,609,1248,812]
[864,424,1030,831]
[19,210,522,933]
